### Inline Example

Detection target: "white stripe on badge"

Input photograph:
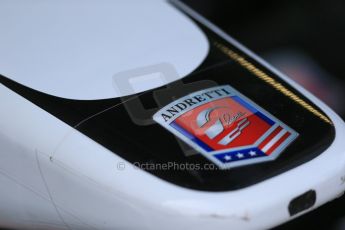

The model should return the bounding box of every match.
[262,129,288,152]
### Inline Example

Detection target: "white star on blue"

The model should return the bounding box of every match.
[214,148,265,163]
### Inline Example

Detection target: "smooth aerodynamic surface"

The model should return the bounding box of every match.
[0,1,345,230]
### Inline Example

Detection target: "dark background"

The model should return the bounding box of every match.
[182,0,345,229]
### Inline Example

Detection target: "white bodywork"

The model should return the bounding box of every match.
[0,1,345,230]
[0,0,208,100]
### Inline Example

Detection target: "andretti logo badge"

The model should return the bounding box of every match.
[153,85,298,169]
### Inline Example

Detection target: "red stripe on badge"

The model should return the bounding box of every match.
[258,126,283,150]
[266,132,291,155]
